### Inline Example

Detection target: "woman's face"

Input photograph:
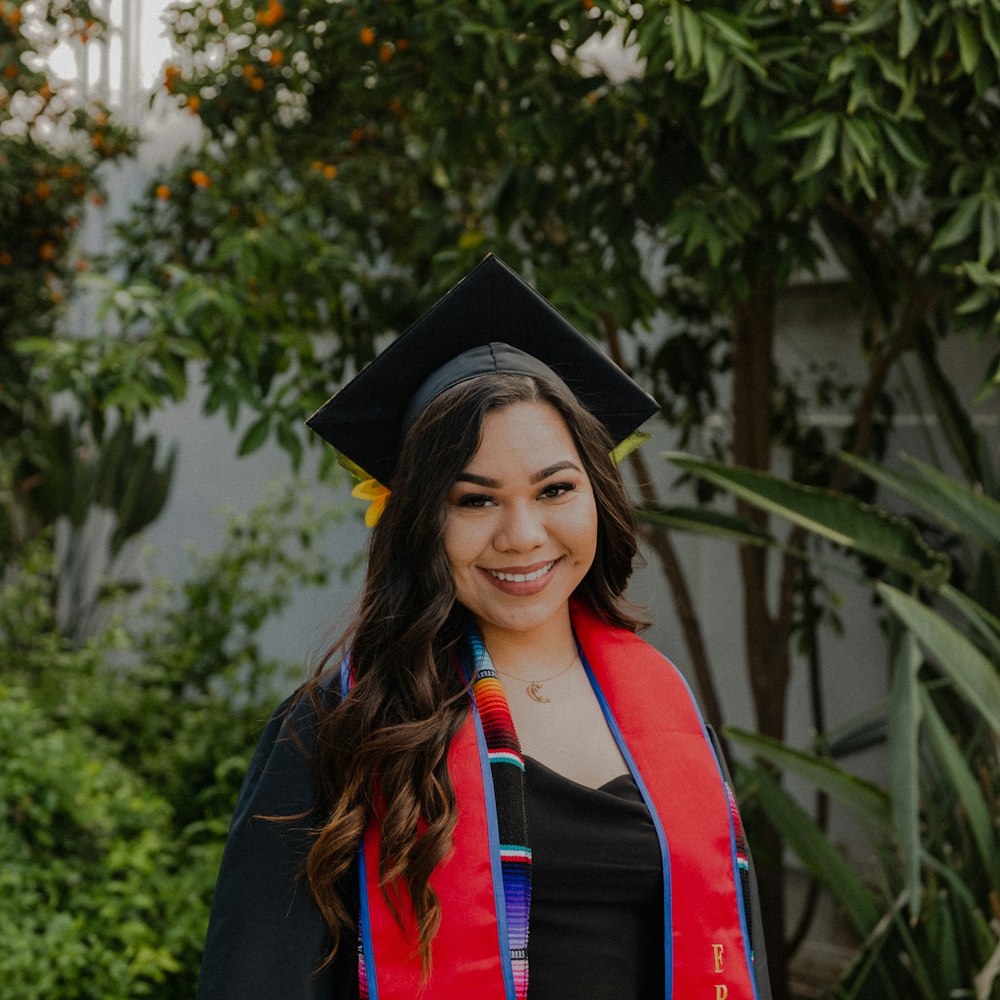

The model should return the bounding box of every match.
[443,400,598,647]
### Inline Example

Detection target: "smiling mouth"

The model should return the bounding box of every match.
[486,560,557,584]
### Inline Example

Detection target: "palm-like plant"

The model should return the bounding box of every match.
[657,366,1000,1000]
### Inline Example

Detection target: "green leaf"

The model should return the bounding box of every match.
[956,10,982,74]
[679,4,704,67]
[836,452,1000,553]
[431,162,450,190]
[895,63,919,119]
[939,584,1000,662]
[845,0,896,37]
[700,9,754,51]
[877,583,1000,735]
[829,48,859,83]
[701,58,734,108]
[902,457,1000,547]
[793,116,840,181]
[730,47,768,80]
[670,1,685,60]
[275,420,303,472]
[501,32,520,69]
[728,729,891,830]
[779,111,836,141]
[747,765,882,936]
[873,50,907,90]
[825,700,889,758]
[979,200,1000,264]
[898,0,922,57]
[637,506,772,546]
[885,894,947,1000]
[886,630,922,915]
[964,260,1000,287]
[665,453,950,588]
[683,213,709,255]
[882,120,928,170]
[982,0,1000,63]
[956,286,994,316]
[919,686,1000,883]
[915,327,992,487]
[704,36,725,84]
[333,450,374,484]
[842,114,878,169]
[931,197,981,252]
[237,414,271,457]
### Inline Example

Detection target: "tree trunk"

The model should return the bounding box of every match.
[598,310,725,734]
[731,273,792,1000]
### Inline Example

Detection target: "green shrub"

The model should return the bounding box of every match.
[0,479,342,998]
[0,686,191,997]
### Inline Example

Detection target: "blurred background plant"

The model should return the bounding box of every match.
[668,344,1000,998]
[1,0,140,564]
[0,482,338,999]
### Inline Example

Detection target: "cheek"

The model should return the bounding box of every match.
[572,498,600,555]
[443,516,484,572]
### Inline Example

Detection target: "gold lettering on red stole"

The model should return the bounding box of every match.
[712,943,725,974]
[712,944,727,998]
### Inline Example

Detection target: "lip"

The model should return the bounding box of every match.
[479,557,562,596]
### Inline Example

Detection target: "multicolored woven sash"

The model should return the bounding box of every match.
[465,631,531,1000]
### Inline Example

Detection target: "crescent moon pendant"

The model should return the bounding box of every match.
[527,682,551,703]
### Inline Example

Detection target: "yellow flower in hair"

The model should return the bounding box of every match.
[609,431,651,467]
[351,478,390,527]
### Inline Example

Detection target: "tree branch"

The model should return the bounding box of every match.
[831,288,930,490]
[598,310,725,735]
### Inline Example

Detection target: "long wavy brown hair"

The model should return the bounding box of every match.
[300,371,646,975]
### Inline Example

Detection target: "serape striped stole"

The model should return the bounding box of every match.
[350,601,760,1000]
[465,631,531,999]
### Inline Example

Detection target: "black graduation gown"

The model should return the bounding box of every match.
[196,683,358,1000]
[196,684,771,1000]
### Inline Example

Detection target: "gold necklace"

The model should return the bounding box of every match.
[496,651,579,704]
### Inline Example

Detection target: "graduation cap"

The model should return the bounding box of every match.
[306,254,659,487]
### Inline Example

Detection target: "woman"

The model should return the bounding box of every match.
[198,255,771,1000]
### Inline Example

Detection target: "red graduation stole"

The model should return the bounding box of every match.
[355,601,760,999]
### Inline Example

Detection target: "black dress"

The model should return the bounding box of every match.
[524,756,664,999]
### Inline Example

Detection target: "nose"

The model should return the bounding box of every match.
[493,501,546,552]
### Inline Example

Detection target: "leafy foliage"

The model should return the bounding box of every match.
[0,0,141,566]
[38,0,995,446]
[0,482,340,999]
[671,424,1000,996]
[0,1,133,338]
[0,685,198,998]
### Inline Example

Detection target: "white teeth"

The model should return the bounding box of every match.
[489,561,555,583]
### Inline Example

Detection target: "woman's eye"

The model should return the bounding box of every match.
[540,482,575,499]
[456,493,495,509]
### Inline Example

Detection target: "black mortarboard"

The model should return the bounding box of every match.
[306,254,659,486]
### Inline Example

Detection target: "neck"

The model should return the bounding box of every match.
[475,608,576,676]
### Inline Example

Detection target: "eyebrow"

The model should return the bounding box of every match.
[455,461,583,489]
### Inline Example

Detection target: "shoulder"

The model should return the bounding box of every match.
[281,669,343,741]
[197,669,354,1000]
[571,599,675,668]
[231,669,344,823]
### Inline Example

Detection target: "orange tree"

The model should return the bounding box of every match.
[44,1,1000,994]
[0,0,153,568]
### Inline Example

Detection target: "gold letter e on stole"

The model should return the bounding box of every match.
[713,943,728,999]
